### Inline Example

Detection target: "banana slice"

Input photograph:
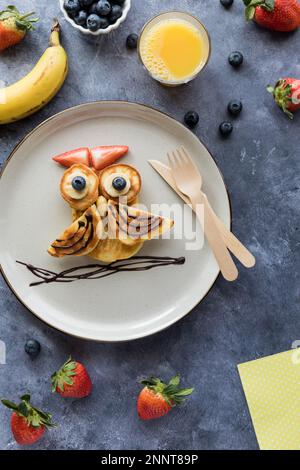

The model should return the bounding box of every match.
[60,164,99,211]
[96,196,109,218]
[99,164,141,204]
[48,205,102,258]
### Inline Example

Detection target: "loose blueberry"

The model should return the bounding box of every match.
[25,339,41,358]
[87,13,102,30]
[228,51,243,67]
[184,111,199,129]
[112,176,127,191]
[72,176,87,191]
[96,0,111,16]
[64,0,81,15]
[109,4,122,23]
[74,10,88,26]
[219,121,233,137]
[80,0,94,7]
[220,0,234,8]
[126,33,138,49]
[228,100,243,116]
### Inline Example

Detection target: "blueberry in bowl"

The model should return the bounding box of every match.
[96,0,111,16]
[60,0,131,35]
[74,10,88,26]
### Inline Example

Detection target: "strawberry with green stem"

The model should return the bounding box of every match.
[267,78,300,119]
[0,5,39,52]
[1,394,55,445]
[137,374,194,420]
[51,356,92,398]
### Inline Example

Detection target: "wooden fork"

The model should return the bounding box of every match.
[167,147,239,282]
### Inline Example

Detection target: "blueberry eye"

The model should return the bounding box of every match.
[72,176,86,191]
[112,176,127,191]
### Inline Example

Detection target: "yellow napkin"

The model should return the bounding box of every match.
[238,349,300,450]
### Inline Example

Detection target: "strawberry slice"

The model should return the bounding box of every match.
[52,148,91,168]
[90,145,128,171]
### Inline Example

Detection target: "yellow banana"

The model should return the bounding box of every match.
[0,20,68,125]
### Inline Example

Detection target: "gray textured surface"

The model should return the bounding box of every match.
[0,0,299,450]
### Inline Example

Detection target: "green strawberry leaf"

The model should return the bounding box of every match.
[6,5,19,12]
[51,356,79,393]
[173,387,194,397]
[18,401,29,417]
[245,6,256,20]
[282,107,294,119]
[1,399,18,410]
[20,394,31,402]
[141,374,194,407]
[263,0,274,11]
[169,374,180,386]
[244,0,274,20]
[2,396,55,428]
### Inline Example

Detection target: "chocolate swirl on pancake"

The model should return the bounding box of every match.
[107,201,174,246]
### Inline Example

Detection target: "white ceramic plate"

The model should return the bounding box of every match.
[0,102,230,342]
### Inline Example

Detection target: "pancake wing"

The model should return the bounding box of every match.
[48,205,102,257]
[107,201,174,246]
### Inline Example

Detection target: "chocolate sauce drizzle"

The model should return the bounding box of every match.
[17,256,186,287]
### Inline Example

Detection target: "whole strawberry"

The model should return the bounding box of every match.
[0,5,39,52]
[1,394,54,445]
[137,375,194,421]
[267,78,300,118]
[243,0,300,32]
[51,356,92,398]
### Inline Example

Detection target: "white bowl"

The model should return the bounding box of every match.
[59,0,131,35]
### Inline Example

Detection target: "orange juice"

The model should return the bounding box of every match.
[139,13,210,85]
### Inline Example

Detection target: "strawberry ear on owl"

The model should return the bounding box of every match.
[52,146,128,170]
[52,148,91,167]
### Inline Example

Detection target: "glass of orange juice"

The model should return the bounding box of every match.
[138,11,211,86]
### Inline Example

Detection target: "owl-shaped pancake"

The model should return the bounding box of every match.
[48,163,174,261]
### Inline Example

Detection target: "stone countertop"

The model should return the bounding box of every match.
[0,0,299,450]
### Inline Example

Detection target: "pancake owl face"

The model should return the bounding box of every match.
[60,164,99,211]
[99,164,141,204]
